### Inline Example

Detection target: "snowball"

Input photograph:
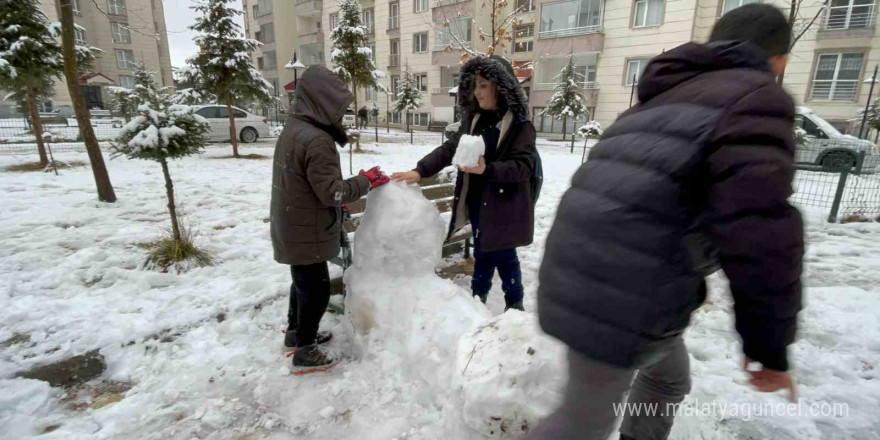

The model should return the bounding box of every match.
[454,311,567,438]
[319,406,335,418]
[451,135,484,168]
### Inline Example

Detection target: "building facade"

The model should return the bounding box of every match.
[242,0,301,117]
[1,0,174,116]
[269,0,879,134]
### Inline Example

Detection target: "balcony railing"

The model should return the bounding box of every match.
[434,0,468,7]
[538,25,602,39]
[810,80,859,101]
[433,41,472,51]
[820,10,876,31]
[389,54,400,67]
[388,16,399,29]
[534,81,599,91]
[431,87,457,94]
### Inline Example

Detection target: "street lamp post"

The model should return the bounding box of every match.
[858,65,878,140]
[285,51,307,123]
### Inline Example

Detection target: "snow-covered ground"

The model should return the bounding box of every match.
[0,134,878,440]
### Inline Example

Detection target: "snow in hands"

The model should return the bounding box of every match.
[452,135,485,168]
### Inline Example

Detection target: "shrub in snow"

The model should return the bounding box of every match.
[330,0,385,152]
[184,0,273,158]
[455,311,567,438]
[542,54,589,142]
[113,66,211,272]
[578,121,603,138]
[106,86,138,123]
[452,134,485,168]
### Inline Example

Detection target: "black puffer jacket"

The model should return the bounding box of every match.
[415,56,540,251]
[538,42,804,371]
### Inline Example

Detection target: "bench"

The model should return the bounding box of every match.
[328,174,472,295]
[427,121,448,132]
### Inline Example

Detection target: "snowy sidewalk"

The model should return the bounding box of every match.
[1,140,879,440]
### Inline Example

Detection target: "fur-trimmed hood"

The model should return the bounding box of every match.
[457,56,529,129]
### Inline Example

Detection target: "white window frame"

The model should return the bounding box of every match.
[264,51,277,70]
[363,8,375,33]
[633,0,664,27]
[366,86,377,101]
[389,2,400,28]
[330,13,339,30]
[74,26,87,46]
[390,39,400,66]
[414,0,428,13]
[72,0,82,15]
[413,32,428,53]
[256,0,273,17]
[416,73,428,92]
[111,22,132,43]
[539,0,603,38]
[625,59,649,86]
[516,0,537,12]
[107,0,127,16]
[435,18,472,50]
[823,0,876,30]
[514,24,535,52]
[119,75,136,89]
[720,0,758,16]
[810,52,865,101]
[411,112,430,126]
[260,23,275,43]
[391,76,401,96]
[115,49,135,69]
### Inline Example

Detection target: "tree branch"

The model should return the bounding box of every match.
[791,0,827,49]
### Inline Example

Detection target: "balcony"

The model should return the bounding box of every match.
[433,41,471,52]
[534,81,599,91]
[818,10,876,38]
[433,0,468,7]
[538,25,602,39]
[389,54,400,67]
[298,31,324,46]
[388,16,399,30]
[295,0,323,17]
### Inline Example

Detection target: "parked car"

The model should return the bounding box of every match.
[192,105,270,143]
[343,107,356,127]
[795,106,878,173]
[444,121,461,140]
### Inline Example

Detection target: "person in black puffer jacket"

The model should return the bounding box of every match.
[392,56,541,312]
[526,5,803,440]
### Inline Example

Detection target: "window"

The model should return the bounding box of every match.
[633,0,664,26]
[107,0,126,16]
[625,59,649,85]
[391,75,400,96]
[74,26,87,46]
[369,43,376,63]
[264,51,277,70]
[516,0,537,11]
[257,57,264,69]
[196,107,220,118]
[111,22,131,43]
[259,23,275,43]
[300,42,324,65]
[720,0,758,16]
[252,5,259,16]
[536,53,598,89]
[366,86,377,101]
[363,8,375,33]
[435,18,472,50]
[450,71,460,87]
[73,0,82,15]
[810,52,864,101]
[330,13,339,30]
[795,115,830,139]
[414,0,428,13]
[413,32,428,53]
[257,0,273,16]
[255,31,262,41]
[388,111,402,124]
[416,73,428,92]
[514,24,534,52]
[411,112,430,126]
[824,0,876,30]
[119,75,135,89]
[389,2,400,29]
[390,40,400,66]
[116,49,135,69]
[540,0,602,37]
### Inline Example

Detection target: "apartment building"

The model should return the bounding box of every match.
[0,0,174,116]
[283,0,879,134]
[241,0,301,115]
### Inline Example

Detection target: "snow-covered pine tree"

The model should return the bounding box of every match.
[107,86,138,123]
[330,0,384,152]
[542,54,588,150]
[392,61,423,143]
[114,65,211,270]
[1,0,67,166]
[577,120,602,163]
[185,0,273,158]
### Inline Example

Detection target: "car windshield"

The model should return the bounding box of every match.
[798,109,842,137]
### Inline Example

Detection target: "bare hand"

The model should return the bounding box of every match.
[391,170,421,184]
[462,157,485,175]
[744,357,797,402]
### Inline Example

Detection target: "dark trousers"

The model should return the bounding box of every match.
[287,262,331,347]
[523,338,692,440]
[470,227,524,303]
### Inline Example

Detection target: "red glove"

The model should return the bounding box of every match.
[359,166,390,188]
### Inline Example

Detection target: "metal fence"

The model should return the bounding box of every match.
[0,116,124,155]
[790,140,880,222]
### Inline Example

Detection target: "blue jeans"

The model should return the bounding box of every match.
[471,229,524,303]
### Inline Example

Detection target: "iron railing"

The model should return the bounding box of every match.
[821,9,876,31]
[538,25,602,39]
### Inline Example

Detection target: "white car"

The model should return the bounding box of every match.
[795,106,878,173]
[192,105,270,143]
[342,107,356,127]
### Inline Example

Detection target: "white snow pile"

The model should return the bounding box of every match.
[455,311,567,438]
[452,134,485,168]
[344,182,567,437]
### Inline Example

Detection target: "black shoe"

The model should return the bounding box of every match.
[292,344,337,368]
[504,300,524,312]
[284,330,333,349]
[473,292,488,304]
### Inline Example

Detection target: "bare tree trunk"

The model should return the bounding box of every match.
[562,115,569,148]
[224,93,239,158]
[159,157,182,242]
[58,0,116,202]
[26,86,49,165]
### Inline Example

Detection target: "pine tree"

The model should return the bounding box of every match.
[577,119,602,163]
[392,61,423,142]
[543,54,588,149]
[330,0,385,152]
[185,0,273,158]
[114,65,211,270]
[106,86,138,123]
[1,0,67,166]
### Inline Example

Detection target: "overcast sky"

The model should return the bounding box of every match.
[163,0,245,68]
